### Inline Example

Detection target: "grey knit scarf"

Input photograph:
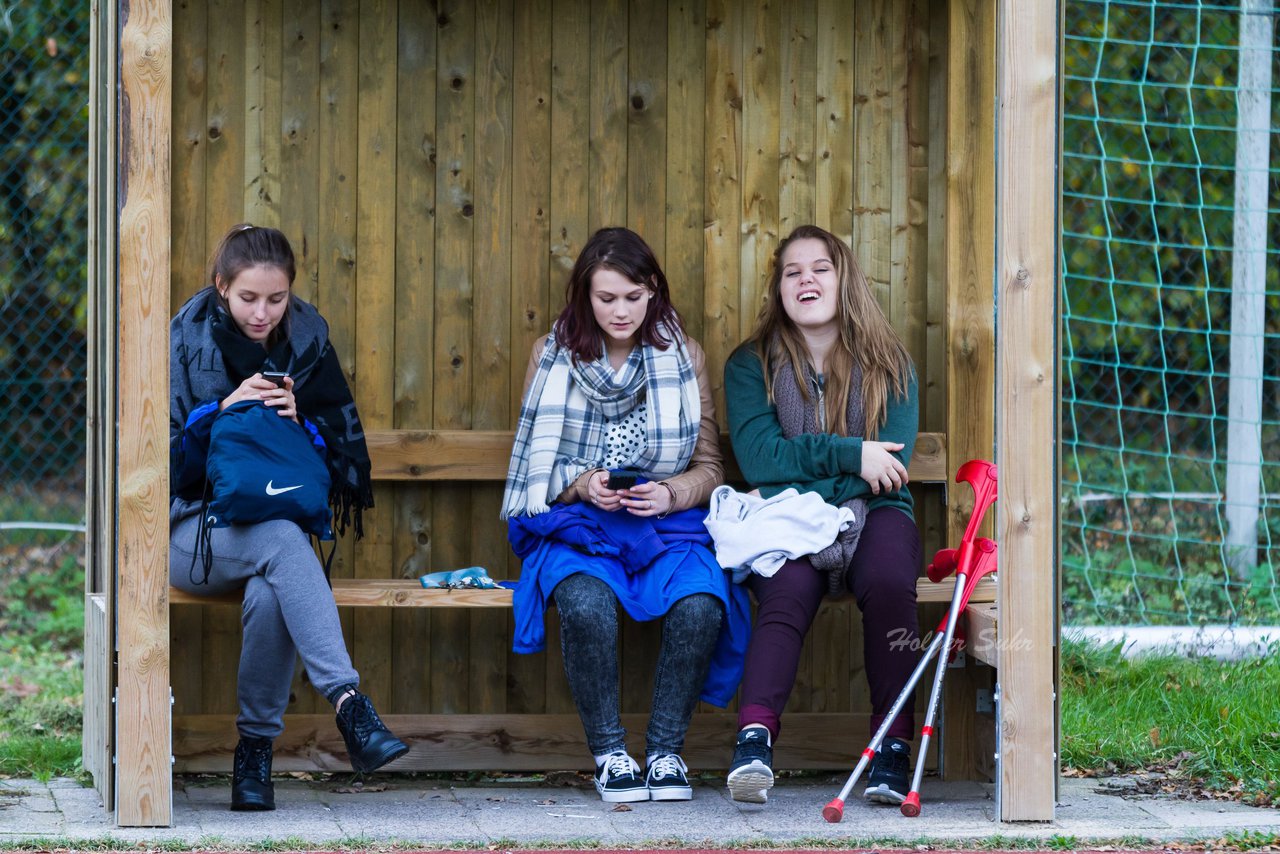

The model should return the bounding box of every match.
[773,356,867,595]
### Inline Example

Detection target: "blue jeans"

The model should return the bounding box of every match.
[553,572,722,758]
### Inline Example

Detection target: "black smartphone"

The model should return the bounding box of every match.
[262,371,288,388]
[606,469,638,490]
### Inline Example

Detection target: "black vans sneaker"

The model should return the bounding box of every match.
[645,753,693,801]
[863,736,912,804]
[594,751,648,802]
[726,726,773,804]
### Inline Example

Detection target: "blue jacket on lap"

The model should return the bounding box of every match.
[508,504,751,707]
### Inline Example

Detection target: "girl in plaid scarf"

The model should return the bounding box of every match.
[503,227,741,804]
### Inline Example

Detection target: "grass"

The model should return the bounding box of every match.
[0,532,85,780]
[1060,636,1280,806]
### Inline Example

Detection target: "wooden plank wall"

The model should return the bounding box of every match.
[168,0,963,765]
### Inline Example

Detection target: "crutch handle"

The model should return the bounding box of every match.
[901,791,921,817]
[926,548,958,582]
[822,798,845,823]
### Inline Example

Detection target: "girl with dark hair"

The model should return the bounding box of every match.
[722,225,921,806]
[169,223,407,811]
[502,227,749,804]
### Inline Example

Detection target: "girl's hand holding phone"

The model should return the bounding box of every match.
[618,480,672,517]
[586,470,623,512]
[221,372,298,422]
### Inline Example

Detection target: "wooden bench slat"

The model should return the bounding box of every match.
[169,574,993,607]
[173,711,942,773]
[367,429,949,483]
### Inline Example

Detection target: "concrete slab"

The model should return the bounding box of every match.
[0,773,1275,846]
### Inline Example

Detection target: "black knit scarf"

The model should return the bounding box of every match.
[172,286,373,538]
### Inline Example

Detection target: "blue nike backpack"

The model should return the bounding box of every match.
[205,400,334,541]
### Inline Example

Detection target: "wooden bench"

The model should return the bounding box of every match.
[170,429,994,608]
[170,429,996,773]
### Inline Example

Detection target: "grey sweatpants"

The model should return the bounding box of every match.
[170,514,359,739]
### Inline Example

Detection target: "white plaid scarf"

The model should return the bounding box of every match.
[501,324,700,519]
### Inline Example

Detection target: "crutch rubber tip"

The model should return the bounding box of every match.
[822,799,845,823]
[900,792,921,817]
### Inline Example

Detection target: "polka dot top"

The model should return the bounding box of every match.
[603,402,649,470]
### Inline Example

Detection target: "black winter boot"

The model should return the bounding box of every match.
[331,686,409,773]
[231,735,275,811]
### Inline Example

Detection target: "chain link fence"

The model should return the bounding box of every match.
[0,1,89,530]
[1063,0,1280,625]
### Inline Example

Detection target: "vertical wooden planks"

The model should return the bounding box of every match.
[945,0,996,544]
[778,0,816,235]
[667,0,706,340]
[117,0,172,826]
[168,0,207,722]
[430,0,477,714]
[995,0,1059,822]
[589,0,628,231]
[150,0,975,779]
[316,0,360,713]
[703,0,742,412]
[620,0,670,718]
[470,0,515,715]
[508,0,552,715]
[851,0,892,314]
[391,0,438,716]
[354,0,400,714]
[890,0,930,366]
[244,0,282,226]
[944,0,997,782]
[171,0,208,304]
[550,0,590,293]
[201,0,247,720]
[814,0,854,242]
[627,0,668,259]
[280,0,321,304]
[740,0,780,337]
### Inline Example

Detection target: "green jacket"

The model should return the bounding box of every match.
[723,344,918,521]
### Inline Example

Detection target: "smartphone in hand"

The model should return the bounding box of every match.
[606,469,638,490]
[262,371,288,388]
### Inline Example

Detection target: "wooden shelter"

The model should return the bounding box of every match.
[85,0,1059,827]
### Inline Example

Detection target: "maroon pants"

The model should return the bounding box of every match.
[737,506,922,742]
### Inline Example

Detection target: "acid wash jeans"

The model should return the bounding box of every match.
[552,571,723,759]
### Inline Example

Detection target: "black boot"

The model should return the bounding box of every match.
[331,686,409,773]
[231,735,275,811]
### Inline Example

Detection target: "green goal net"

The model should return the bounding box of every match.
[1062,0,1280,625]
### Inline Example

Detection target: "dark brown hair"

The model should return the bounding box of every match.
[208,223,297,347]
[748,224,912,437]
[553,227,684,361]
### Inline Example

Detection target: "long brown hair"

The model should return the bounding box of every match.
[208,223,297,348]
[747,225,913,438]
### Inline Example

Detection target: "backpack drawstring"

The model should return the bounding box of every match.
[189,480,215,586]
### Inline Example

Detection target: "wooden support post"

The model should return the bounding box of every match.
[116,0,173,827]
[943,0,996,782]
[995,0,1059,823]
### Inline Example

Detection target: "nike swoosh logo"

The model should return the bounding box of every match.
[265,481,304,496]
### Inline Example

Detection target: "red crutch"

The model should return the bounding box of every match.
[822,460,998,823]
